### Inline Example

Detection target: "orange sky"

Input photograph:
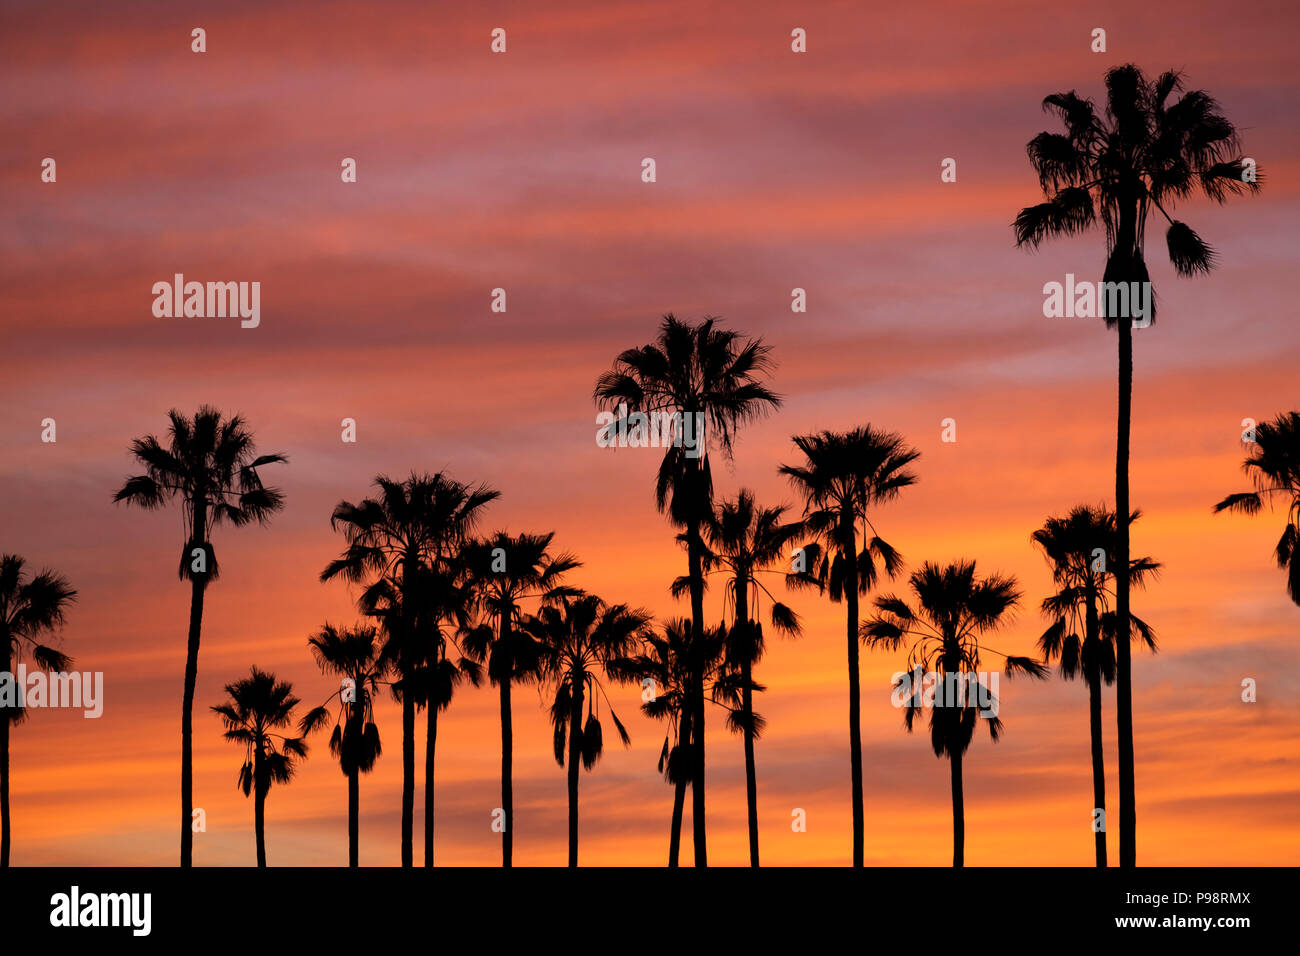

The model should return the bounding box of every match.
[2,0,1299,866]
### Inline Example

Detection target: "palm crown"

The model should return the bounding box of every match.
[0,555,76,685]
[863,561,1046,752]
[1014,63,1259,322]
[212,667,308,797]
[1032,507,1160,681]
[781,426,919,599]
[113,406,286,579]
[1214,412,1300,605]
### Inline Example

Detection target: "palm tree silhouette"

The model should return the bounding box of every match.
[1015,65,1258,865]
[462,531,580,866]
[300,623,385,866]
[625,618,727,866]
[595,314,780,865]
[702,490,803,866]
[113,407,286,867]
[1032,507,1160,866]
[1214,411,1300,604]
[863,561,1046,866]
[531,593,650,866]
[0,555,76,867]
[211,667,308,867]
[321,472,497,866]
[780,426,919,866]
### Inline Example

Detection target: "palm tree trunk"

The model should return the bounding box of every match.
[180,529,207,869]
[567,678,583,867]
[844,537,864,867]
[348,767,359,867]
[1116,304,1136,867]
[254,774,267,867]
[1088,668,1108,867]
[401,693,414,867]
[1084,588,1107,867]
[500,617,513,868]
[668,709,690,867]
[424,693,437,867]
[1,644,11,867]
[950,748,964,867]
[735,577,759,867]
[686,520,707,867]
[347,693,361,867]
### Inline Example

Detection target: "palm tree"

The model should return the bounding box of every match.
[779,425,919,866]
[321,472,497,867]
[1214,411,1300,604]
[1032,507,1160,866]
[1015,65,1258,865]
[702,490,803,866]
[595,314,780,865]
[462,531,579,866]
[211,667,308,867]
[625,618,727,866]
[113,407,286,867]
[0,556,75,867]
[531,593,650,866]
[300,623,385,867]
[862,561,1046,866]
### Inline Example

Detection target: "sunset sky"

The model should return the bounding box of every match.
[3,0,1299,866]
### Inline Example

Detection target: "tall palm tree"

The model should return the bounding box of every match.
[531,593,650,866]
[0,556,75,867]
[1015,65,1258,865]
[321,472,497,867]
[595,314,780,865]
[300,623,385,867]
[862,561,1046,866]
[780,425,919,866]
[625,618,727,866]
[113,407,286,867]
[1214,411,1300,604]
[462,531,579,867]
[1032,507,1160,866]
[211,667,308,867]
[702,490,803,866]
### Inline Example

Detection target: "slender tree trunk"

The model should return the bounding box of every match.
[950,748,964,867]
[1088,668,1108,867]
[424,693,437,867]
[254,761,267,868]
[1085,589,1107,867]
[668,709,690,867]
[844,533,864,867]
[567,678,583,867]
[735,576,759,867]
[1,643,11,867]
[500,616,513,867]
[347,693,361,866]
[180,509,207,869]
[348,767,359,867]
[1116,296,1136,868]
[400,555,416,868]
[401,693,414,867]
[686,520,707,867]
